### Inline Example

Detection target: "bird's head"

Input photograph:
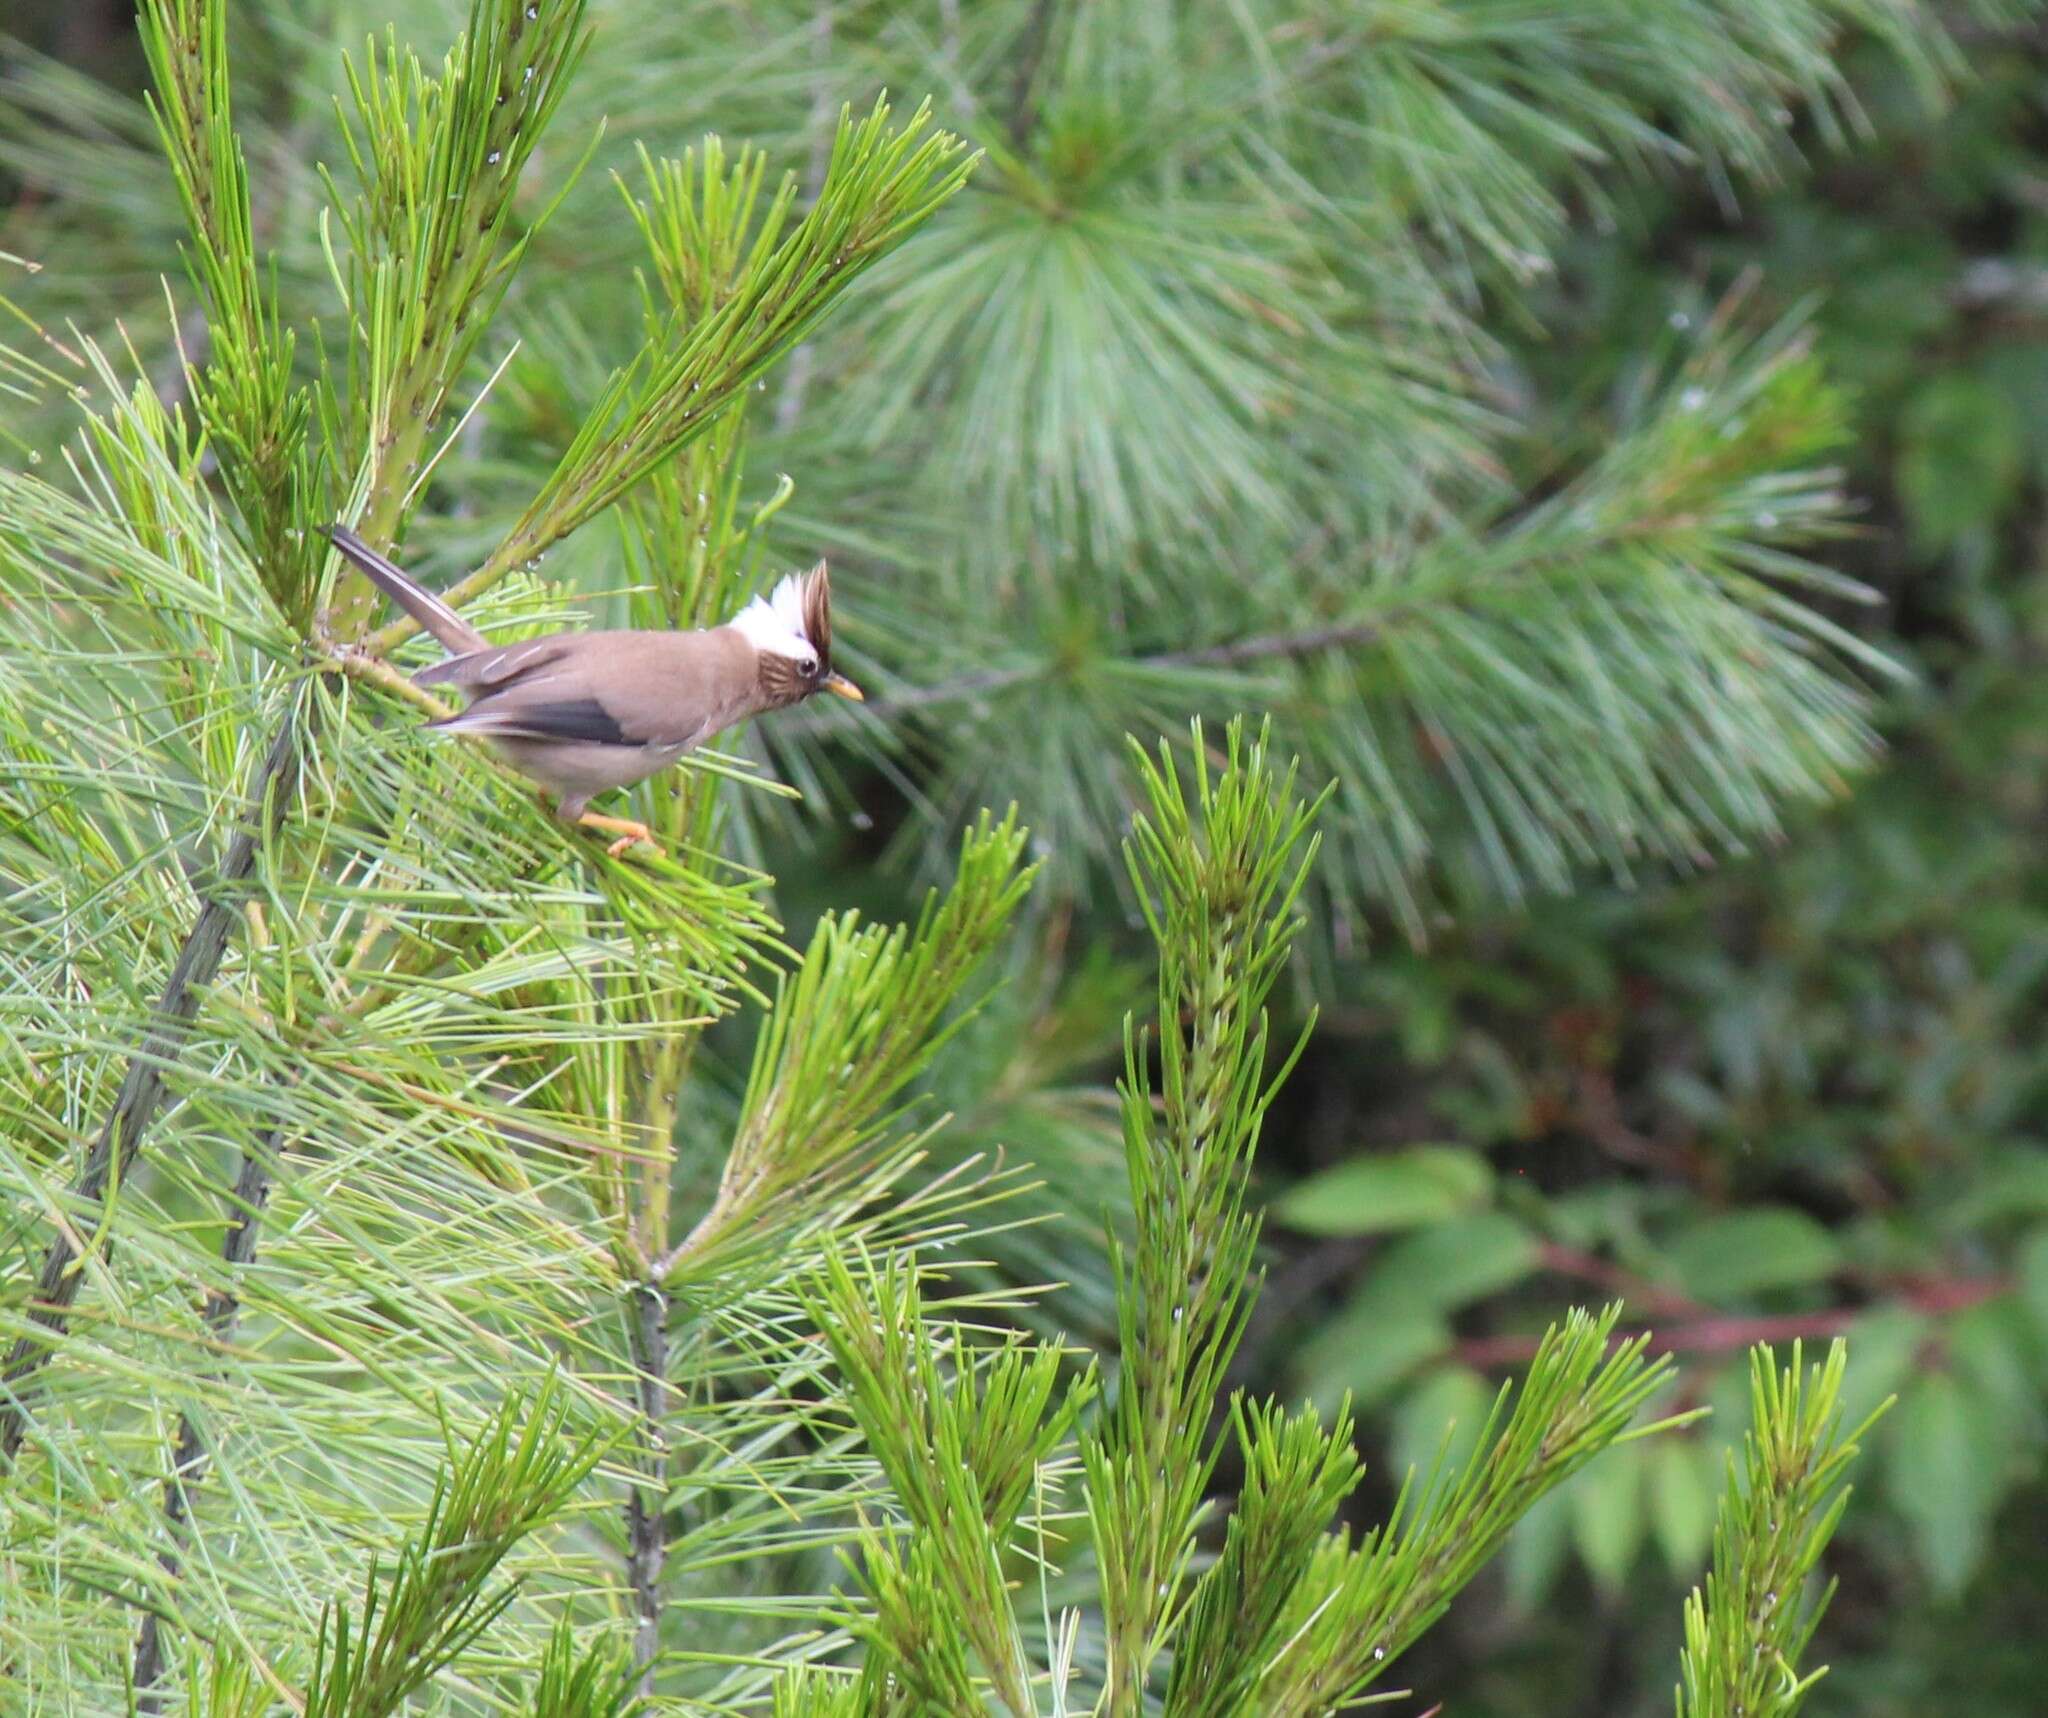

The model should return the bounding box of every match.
[731,560,864,710]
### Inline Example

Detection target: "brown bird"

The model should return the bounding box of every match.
[324,524,863,855]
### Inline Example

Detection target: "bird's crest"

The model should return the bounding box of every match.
[732,561,831,663]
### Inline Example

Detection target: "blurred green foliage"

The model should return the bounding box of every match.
[1258,22,2048,1709]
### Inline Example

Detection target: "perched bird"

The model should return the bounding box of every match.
[323,524,863,855]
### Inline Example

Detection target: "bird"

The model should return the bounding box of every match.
[322,523,863,856]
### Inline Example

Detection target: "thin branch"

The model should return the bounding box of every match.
[855,619,1387,718]
[939,0,972,118]
[1005,0,1060,148]
[861,662,1043,717]
[132,1125,281,1709]
[1148,618,1386,670]
[0,705,306,1468]
[1537,1242,1708,1321]
[326,645,456,721]
[623,1281,670,1694]
[1453,1275,2010,1369]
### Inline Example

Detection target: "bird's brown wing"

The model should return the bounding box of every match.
[414,633,576,693]
[431,696,633,746]
[426,630,759,751]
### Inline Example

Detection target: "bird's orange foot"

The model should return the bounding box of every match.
[574,812,661,859]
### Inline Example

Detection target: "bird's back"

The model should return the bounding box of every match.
[581,629,760,748]
[428,626,760,752]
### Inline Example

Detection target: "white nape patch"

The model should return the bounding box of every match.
[730,572,813,660]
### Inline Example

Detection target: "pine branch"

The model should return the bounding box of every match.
[0,701,305,1468]
[172,1639,275,1718]
[1256,1307,1682,1715]
[1085,717,1327,1714]
[361,97,976,659]
[527,1614,642,1718]
[770,1664,879,1718]
[850,1533,987,1714]
[824,14,1493,566]
[823,310,1894,935]
[1675,1341,1888,1718]
[856,621,1390,718]
[303,1375,610,1718]
[1144,621,1388,672]
[784,727,1691,1718]
[622,1283,669,1692]
[1004,0,1061,146]
[1300,0,1968,284]
[772,2,839,435]
[659,809,1034,1291]
[131,1122,283,1710]
[603,354,754,1705]
[4,0,609,1490]
[136,0,319,627]
[1162,1398,1366,1718]
[321,0,596,629]
[0,338,843,1710]
[805,1248,1093,1715]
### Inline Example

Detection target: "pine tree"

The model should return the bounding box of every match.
[0,0,1995,1710]
[5,2,2009,931]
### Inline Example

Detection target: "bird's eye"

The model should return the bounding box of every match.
[798,655,819,677]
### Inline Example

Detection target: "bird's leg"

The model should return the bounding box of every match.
[576,811,661,859]
[536,790,661,859]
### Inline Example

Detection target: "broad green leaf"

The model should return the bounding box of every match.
[1648,1437,1717,1576]
[1296,1299,1451,1413]
[1668,1207,1841,1302]
[1701,1359,1756,1456]
[1946,1152,2048,1231]
[1838,1305,1932,1432]
[1273,1146,1493,1236]
[1888,1371,2006,1597]
[1502,1483,1573,1617]
[1391,1364,1496,1487]
[1948,1298,2043,1444]
[1368,1211,1542,1313]
[1568,1442,1645,1592]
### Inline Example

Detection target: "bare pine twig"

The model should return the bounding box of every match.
[0,709,303,1467]
[131,1126,282,1709]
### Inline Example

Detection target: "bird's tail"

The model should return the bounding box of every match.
[321,524,486,654]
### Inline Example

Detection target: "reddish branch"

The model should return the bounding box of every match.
[1455,1273,2010,1369]
[1535,1242,1707,1319]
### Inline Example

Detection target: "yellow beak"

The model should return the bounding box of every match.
[821,672,865,702]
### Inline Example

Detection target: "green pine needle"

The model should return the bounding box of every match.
[1675,1340,1889,1718]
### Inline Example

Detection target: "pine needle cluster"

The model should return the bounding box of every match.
[3,1,2017,932]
